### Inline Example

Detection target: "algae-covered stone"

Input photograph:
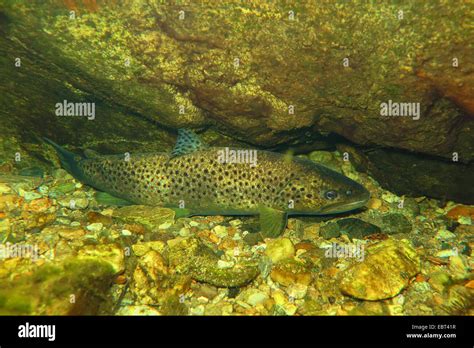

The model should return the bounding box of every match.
[320,222,341,240]
[0,258,115,315]
[77,244,125,274]
[339,239,420,300]
[265,238,295,263]
[168,238,259,287]
[381,213,412,234]
[337,218,381,241]
[113,206,175,230]
[270,260,312,287]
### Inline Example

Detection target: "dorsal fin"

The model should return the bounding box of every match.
[170,129,208,158]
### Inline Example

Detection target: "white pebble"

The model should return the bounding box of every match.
[158,222,172,229]
[86,222,103,232]
[178,227,190,237]
[213,225,228,238]
[217,260,234,269]
[121,229,132,236]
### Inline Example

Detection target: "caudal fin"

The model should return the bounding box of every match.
[43,138,85,180]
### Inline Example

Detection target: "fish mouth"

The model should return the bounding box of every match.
[319,198,369,214]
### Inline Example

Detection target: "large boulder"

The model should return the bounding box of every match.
[0,1,473,157]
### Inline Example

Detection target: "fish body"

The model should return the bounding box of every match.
[45,130,370,237]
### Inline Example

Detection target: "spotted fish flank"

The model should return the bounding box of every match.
[44,130,370,238]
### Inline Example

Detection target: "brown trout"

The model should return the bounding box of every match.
[45,130,370,237]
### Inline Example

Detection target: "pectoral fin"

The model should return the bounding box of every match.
[259,206,287,238]
[95,192,133,206]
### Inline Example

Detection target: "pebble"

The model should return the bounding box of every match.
[465,280,474,289]
[23,198,52,213]
[446,205,474,220]
[337,218,381,240]
[217,260,234,269]
[52,182,76,195]
[190,305,205,316]
[115,275,127,285]
[270,261,312,287]
[0,219,11,234]
[265,238,295,263]
[303,224,319,240]
[56,216,71,225]
[367,198,382,210]
[213,225,228,238]
[197,296,209,304]
[435,229,456,240]
[86,222,103,232]
[178,227,191,237]
[0,183,11,194]
[116,305,161,316]
[192,284,218,300]
[285,283,308,299]
[229,219,242,227]
[0,195,22,211]
[86,211,113,226]
[58,226,86,240]
[457,216,472,225]
[158,222,172,229]
[434,249,458,258]
[19,189,42,201]
[381,192,400,203]
[58,196,89,210]
[244,290,269,307]
[121,229,132,236]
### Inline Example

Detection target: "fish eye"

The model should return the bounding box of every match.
[346,190,352,196]
[324,190,338,200]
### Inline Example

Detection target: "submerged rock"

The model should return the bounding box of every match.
[0,258,116,315]
[270,260,312,287]
[168,238,259,288]
[339,239,420,300]
[349,147,474,204]
[320,223,341,240]
[265,238,295,263]
[321,218,382,241]
[112,206,175,230]
[380,213,412,234]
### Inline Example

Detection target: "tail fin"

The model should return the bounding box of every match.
[43,138,85,181]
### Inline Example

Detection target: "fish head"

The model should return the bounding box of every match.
[289,159,370,214]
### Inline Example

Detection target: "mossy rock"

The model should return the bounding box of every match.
[0,258,116,315]
[168,238,259,287]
